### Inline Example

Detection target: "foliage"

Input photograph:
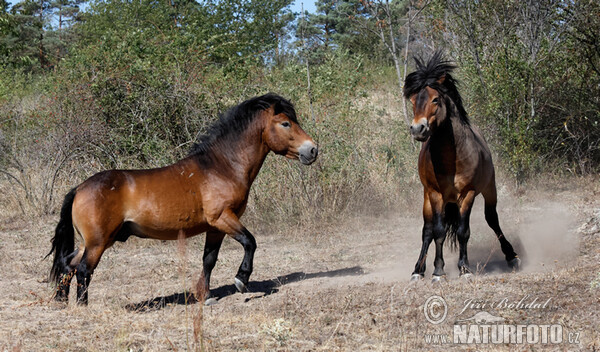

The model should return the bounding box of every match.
[298,0,410,64]
[1,0,85,70]
[426,0,600,180]
[0,0,599,221]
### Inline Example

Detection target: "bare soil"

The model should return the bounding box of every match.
[1,179,599,351]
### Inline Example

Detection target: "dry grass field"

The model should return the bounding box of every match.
[1,178,599,351]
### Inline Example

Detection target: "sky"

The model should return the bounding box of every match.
[6,0,318,13]
[290,0,317,14]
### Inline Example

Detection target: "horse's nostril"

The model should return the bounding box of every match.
[310,147,317,157]
[418,124,425,133]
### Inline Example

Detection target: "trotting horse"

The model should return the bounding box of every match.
[47,93,318,304]
[403,52,521,282]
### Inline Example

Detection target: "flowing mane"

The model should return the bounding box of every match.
[403,51,469,124]
[188,93,298,158]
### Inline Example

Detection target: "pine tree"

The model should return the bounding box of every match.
[2,0,49,69]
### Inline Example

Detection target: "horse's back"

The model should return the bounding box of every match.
[468,124,496,188]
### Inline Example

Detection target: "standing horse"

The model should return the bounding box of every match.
[47,93,318,304]
[403,52,521,282]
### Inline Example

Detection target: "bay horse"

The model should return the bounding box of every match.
[47,93,318,304]
[403,52,521,282]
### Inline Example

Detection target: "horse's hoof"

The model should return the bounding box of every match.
[460,273,474,281]
[204,297,218,306]
[508,257,522,272]
[234,277,247,293]
[54,295,68,303]
[431,275,446,284]
[410,274,424,282]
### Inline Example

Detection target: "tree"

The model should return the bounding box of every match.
[0,0,46,69]
[298,0,384,63]
[201,0,294,66]
[48,0,85,59]
[432,0,600,178]
[0,0,82,70]
[0,0,13,61]
[298,0,434,125]
[358,0,432,125]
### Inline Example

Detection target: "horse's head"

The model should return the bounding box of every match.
[262,99,318,165]
[404,51,466,142]
[408,80,447,142]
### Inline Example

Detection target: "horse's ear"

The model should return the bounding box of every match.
[273,101,284,116]
[437,74,446,84]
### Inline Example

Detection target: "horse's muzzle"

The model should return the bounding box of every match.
[299,141,318,165]
[410,119,430,142]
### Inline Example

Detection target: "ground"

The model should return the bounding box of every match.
[0,179,599,351]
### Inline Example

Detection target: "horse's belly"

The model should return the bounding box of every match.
[127,219,211,240]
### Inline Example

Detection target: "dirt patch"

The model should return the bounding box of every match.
[0,182,599,351]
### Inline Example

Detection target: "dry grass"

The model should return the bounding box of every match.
[0,179,599,351]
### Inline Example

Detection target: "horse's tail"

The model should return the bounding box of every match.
[444,202,460,251]
[46,187,77,285]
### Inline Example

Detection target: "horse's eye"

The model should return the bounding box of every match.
[432,98,439,105]
[281,121,291,128]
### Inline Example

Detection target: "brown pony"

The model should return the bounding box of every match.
[403,52,521,282]
[47,93,318,304]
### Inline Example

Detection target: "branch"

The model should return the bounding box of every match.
[0,169,27,191]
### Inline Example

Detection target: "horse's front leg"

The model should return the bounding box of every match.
[210,209,257,293]
[431,203,446,282]
[231,228,256,293]
[411,222,433,281]
[411,191,444,281]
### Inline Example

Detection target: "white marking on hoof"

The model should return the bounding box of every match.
[234,277,247,293]
[509,257,522,272]
[431,275,446,284]
[204,297,218,306]
[410,274,424,282]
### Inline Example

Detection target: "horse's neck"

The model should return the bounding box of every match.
[213,124,270,184]
[431,116,471,155]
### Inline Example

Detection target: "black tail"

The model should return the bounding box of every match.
[47,188,77,285]
[444,203,460,250]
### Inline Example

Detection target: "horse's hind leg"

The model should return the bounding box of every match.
[482,186,520,271]
[457,191,475,277]
[197,230,226,305]
[55,247,84,302]
[55,271,73,302]
[75,245,106,305]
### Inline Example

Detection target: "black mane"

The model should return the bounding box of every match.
[403,51,469,123]
[188,93,298,159]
